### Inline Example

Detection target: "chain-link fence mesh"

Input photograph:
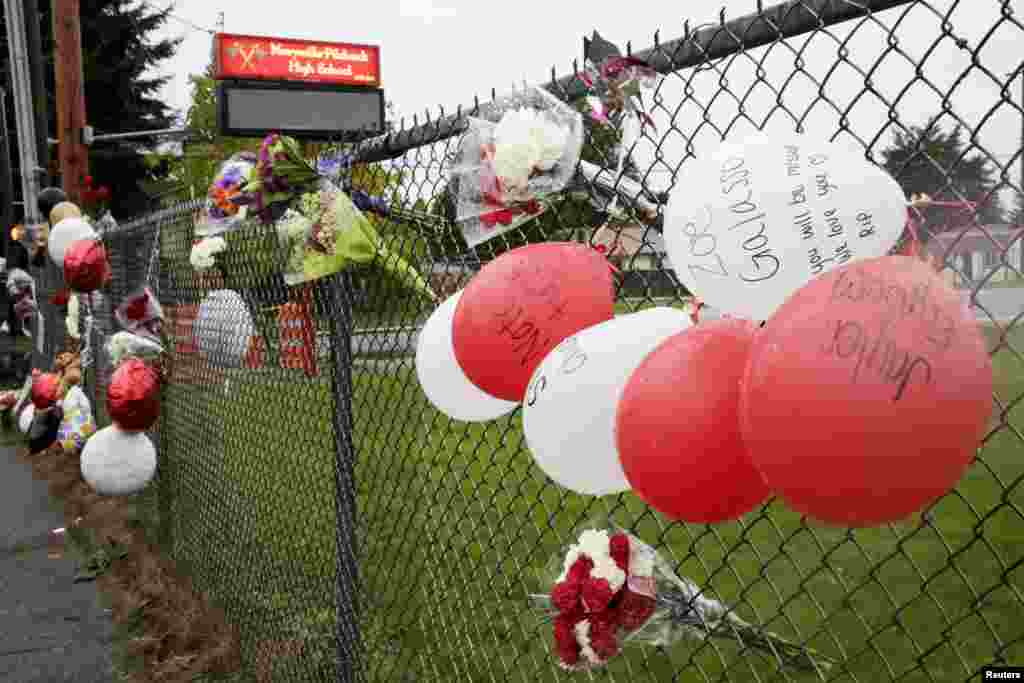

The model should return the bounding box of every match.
[20,0,1024,681]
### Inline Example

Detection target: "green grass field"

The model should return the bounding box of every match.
[155,321,1024,682]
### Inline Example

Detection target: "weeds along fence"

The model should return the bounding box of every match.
[27,0,1024,680]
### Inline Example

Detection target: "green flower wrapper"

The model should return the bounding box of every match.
[277,185,435,300]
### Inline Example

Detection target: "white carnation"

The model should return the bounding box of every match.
[491,107,570,195]
[190,236,227,271]
[591,556,626,593]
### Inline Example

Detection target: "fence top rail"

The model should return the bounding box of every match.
[349,0,915,165]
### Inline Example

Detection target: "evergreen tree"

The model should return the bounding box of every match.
[1,1,181,220]
[880,123,1004,226]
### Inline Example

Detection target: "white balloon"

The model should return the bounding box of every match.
[415,290,518,422]
[664,132,905,321]
[48,218,97,268]
[80,425,157,496]
[522,307,692,496]
[18,404,34,434]
[195,289,255,369]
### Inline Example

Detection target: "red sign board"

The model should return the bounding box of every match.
[214,33,380,87]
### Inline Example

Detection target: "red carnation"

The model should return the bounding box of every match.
[587,613,621,660]
[124,296,149,321]
[581,577,615,613]
[96,186,111,202]
[550,580,581,614]
[614,588,657,632]
[553,611,583,667]
[567,555,594,583]
[609,534,630,573]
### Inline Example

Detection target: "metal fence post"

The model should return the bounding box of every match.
[326,270,360,682]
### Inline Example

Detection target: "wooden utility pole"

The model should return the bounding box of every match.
[51,0,89,203]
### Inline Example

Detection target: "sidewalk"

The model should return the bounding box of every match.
[0,442,113,683]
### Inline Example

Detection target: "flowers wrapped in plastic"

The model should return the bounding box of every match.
[115,287,163,341]
[450,85,584,247]
[198,153,258,238]
[578,32,661,133]
[274,183,435,297]
[530,523,833,673]
[6,268,37,326]
[241,135,323,222]
[106,331,165,368]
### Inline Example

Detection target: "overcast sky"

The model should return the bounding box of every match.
[151,0,1023,196]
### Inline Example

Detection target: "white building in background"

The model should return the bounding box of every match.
[926,225,1024,288]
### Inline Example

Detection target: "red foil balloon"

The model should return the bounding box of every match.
[740,256,993,527]
[31,372,62,410]
[616,318,769,523]
[64,239,111,293]
[451,243,615,401]
[107,359,161,431]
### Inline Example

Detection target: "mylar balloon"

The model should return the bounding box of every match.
[107,358,161,431]
[523,307,691,496]
[31,372,61,409]
[452,242,615,401]
[664,133,905,321]
[415,290,518,422]
[740,255,993,526]
[616,318,769,523]
[48,217,96,267]
[80,425,157,496]
[195,289,256,369]
[64,239,111,292]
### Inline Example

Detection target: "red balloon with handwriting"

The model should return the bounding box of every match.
[616,318,770,523]
[452,243,616,401]
[740,256,992,526]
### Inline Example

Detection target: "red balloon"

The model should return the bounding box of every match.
[451,243,615,401]
[31,372,62,410]
[64,239,111,293]
[740,256,992,527]
[107,358,161,431]
[616,318,770,523]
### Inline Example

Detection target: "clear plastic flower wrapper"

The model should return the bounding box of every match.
[450,85,584,247]
[115,287,163,341]
[530,521,833,673]
[197,153,258,238]
[106,331,165,368]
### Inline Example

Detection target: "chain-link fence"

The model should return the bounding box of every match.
[23,0,1024,680]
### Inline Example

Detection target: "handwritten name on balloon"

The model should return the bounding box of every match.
[718,156,780,283]
[491,266,573,369]
[822,318,933,401]
[525,336,587,407]
[829,267,957,351]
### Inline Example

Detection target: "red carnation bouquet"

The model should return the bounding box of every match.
[531,523,832,672]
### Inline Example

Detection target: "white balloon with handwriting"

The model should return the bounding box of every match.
[415,290,518,422]
[522,307,691,496]
[664,133,905,321]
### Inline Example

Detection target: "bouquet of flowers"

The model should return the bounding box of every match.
[241,135,323,222]
[197,153,259,238]
[115,287,163,341]
[578,32,660,133]
[450,85,584,247]
[6,268,37,327]
[531,523,832,672]
[274,184,434,298]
